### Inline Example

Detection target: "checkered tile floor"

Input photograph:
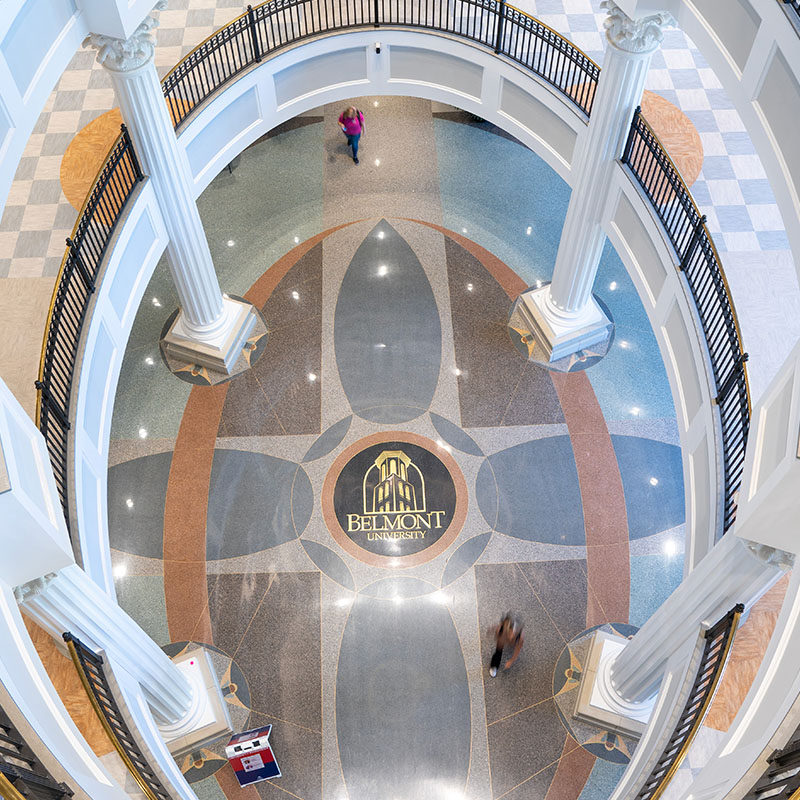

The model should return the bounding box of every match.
[526,0,790,254]
[0,0,791,276]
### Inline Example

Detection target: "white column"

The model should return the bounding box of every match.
[16,565,194,726]
[85,5,255,374]
[520,1,671,361]
[606,535,789,706]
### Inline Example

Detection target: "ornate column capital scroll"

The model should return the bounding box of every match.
[83,1,168,71]
[745,540,796,570]
[13,573,57,604]
[601,1,673,54]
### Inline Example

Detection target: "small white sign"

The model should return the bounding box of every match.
[241,754,264,772]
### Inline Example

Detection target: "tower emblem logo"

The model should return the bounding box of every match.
[347,449,446,539]
[323,434,466,566]
[365,450,424,514]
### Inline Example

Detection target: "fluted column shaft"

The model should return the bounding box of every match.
[86,5,226,339]
[609,534,788,703]
[545,2,670,319]
[19,565,193,725]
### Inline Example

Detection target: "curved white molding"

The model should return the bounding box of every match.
[0,0,88,219]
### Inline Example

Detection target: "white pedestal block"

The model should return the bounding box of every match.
[162,297,256,374]
[0,379,73,588]
[520,286,611,362]
[574,631,654,738]
[158,648,232,758]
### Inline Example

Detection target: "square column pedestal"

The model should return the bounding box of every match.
[162,296,256,375]
[573,631,655,739]
[159,648,232,757]
[519,286,611,362]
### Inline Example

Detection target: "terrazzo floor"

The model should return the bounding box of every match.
[108,98,686,800]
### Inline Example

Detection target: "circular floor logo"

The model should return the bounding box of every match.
[322,432,467,567]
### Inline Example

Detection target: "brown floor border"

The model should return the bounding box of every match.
[550,372,630,626]
[162,221,361,644]
[544,734,596,800]
[406,217,631,626]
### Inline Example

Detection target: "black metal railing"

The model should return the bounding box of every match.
[0,707,74,800]
[35,125,143,530]
[63,634,170,800]
[161,0,599,129]
[743,717,800,799]
[634,604,744,800]
[622,107,750,536]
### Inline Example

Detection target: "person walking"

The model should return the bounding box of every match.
[338,106,365,164]
[489,614,524,677]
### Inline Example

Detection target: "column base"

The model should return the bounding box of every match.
[573,631,654,739]
[519,286,611,362]
[157,648,232,758]
[162,296,257,375]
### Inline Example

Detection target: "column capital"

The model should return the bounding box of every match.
[13,572,57,604]
[743,539,795,570]
[601,1,673,54]
[84,1,167,72]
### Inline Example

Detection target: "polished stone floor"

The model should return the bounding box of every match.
[108,98,685,800]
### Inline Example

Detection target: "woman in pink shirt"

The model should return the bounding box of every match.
[338,106,365,164]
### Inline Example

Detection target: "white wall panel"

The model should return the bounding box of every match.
[499,77,577,165]
[688,432,711,552]
[0,0,87,219]
[691,0,760,72]
[185,85,262,182]
[664,301,704,429]
[609,190,667,306]
[1,0,77,96]
[107,211,159,324]
[756,47,800,214]
[274,46,368,106]
[390,46,483,99]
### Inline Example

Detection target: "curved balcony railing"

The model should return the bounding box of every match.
[743,711,800,799]
[36,1,749,550]
[633,604,744,800]
[161,0,599,129]
[0,706,75,800]
[63,633,170,800]
[622,108,750,536]
[35,126,143,531]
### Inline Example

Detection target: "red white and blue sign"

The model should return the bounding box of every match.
[225,725,281,786]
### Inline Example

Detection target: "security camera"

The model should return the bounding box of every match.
[375,42,382,54]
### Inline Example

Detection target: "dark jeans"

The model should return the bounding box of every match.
[491,647,503,669]
[345,132,361,158]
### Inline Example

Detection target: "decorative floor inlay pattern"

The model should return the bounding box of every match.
[322,431,467,567]
[107,99,687,800]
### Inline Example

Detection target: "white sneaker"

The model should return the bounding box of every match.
[489,667,497,677]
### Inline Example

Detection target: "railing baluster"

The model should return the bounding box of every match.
[63,634,170,800]
[633,605,743,800]
[35,128,142,536]
[621,109,749,537]
[494,0,505,53]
